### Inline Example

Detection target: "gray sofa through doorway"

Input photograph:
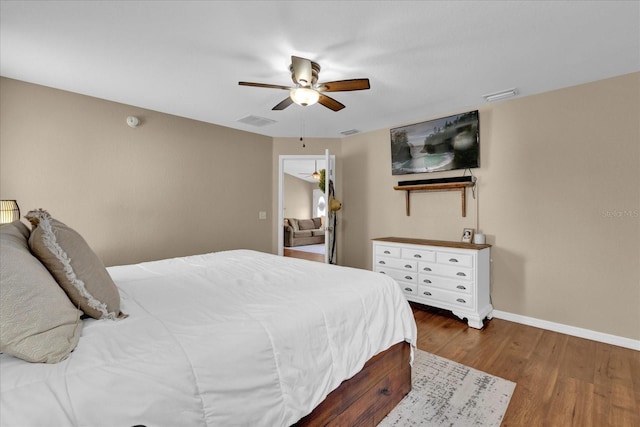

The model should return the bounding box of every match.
[284,217,325,247]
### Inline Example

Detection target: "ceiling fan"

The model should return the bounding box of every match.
[298,160,321,180]
[239,55,370,112]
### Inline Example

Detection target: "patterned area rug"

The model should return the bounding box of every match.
[379,349,516,426]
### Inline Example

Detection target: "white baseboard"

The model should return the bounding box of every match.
[492,310,640,351]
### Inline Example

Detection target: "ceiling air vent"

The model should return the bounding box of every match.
[237,115,277,127]
[340,129,360,136]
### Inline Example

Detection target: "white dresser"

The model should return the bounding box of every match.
[372,237,492,329]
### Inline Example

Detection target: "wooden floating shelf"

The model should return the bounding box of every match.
[393,181,475,217]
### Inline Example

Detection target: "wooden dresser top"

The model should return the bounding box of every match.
[372,236,491,250]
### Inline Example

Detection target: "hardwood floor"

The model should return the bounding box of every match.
[283,247,324,263]
[411,303,640,426]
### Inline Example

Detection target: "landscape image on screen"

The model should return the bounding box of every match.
[390,110,479,175]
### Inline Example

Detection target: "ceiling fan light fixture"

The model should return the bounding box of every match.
[311,160,321,180]
[290,87,320,106]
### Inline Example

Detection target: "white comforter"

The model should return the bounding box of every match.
[0,250,416,427]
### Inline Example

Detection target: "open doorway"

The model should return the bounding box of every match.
[278,154,334,263]
[283,187,327,262]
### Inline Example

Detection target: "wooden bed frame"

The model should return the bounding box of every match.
[294,341,411,426]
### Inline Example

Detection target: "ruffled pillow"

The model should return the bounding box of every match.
[25,209,126,320]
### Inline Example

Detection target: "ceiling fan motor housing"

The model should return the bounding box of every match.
[290,60,320,87]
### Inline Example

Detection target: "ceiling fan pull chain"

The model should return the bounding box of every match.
[300,110,306,147]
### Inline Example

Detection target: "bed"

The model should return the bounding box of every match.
[1,218,417,426]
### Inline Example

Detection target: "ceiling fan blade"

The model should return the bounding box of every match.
[239,82,291,90]
[291,56,313,87]
[272,97,294,110]
[318,79,370,92]
[318,94,345,112]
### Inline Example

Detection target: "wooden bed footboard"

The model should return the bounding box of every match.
[294,341,411,427]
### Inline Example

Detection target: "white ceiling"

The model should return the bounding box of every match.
[1,1,638,139]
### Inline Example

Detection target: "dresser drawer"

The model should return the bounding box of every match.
[375,267,418,284]
[437,251,473,268]
[434,264,473,280]
[419,262,472,280]
[401,247,436,262]
[418,274,472,294]
[374,256,417,271]
[417,285,474,309]
[398,283,418,296]
[375,245,401,258]
[418,261,436,274]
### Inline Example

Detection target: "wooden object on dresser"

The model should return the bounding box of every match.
[372,237,492,329]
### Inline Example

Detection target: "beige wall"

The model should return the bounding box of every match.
[341,72,640,341]
[283,173,314,219]
[0,77,273,267]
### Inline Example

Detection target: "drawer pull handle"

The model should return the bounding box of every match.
[380,272,386,274]
[404,264,413,269]
[423,279,432,284]
[378,260,386,265]
[423,291,432,296]
[413,254,422,258]
[449,258,459,263]
[384,250,391,254]
[423,267,432,272]
[404,287,413,292]
[456,285,466,290]
[404,276,413,280]
[456,272,466,277]
[456,298,466,303]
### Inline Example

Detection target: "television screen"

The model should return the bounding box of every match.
[390,110,479,175]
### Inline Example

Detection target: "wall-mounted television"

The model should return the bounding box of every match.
[390,110,479,175]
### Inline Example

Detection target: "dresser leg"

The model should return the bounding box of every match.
[454,310,484,329]
[466,318,484,329]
